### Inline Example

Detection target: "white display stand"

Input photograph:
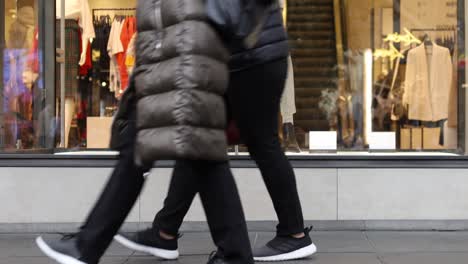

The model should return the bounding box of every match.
[368,132,396,150]
[309,131,337,151]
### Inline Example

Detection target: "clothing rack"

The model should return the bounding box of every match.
[92,8,136,18]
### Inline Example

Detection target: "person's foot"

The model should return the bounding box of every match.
[253,227,317,261]
[207,251,230,264]
[36,235,88,264]
[114,228,179,259]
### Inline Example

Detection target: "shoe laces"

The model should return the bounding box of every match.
[207,251,222,264]
[304,226,314,234]
[57,232,78,241]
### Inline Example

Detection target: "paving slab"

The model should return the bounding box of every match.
[0,234,133,257]
[379,253,468,264]
[366,231,468,253]
[4,231,468,264]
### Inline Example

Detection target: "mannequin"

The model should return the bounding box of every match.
[279,0,301,152]
[56,0,95,147]
[280,56,301,152]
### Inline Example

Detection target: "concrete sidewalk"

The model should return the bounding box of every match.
[2,231,468,264]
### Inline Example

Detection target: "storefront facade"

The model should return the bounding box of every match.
[2,0,468,231]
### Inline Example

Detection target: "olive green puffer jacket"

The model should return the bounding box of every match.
[134,0,230,166]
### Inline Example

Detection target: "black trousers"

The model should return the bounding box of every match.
[76,112,253,264]
[154,58,305,237]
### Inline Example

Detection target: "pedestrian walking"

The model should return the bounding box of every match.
[114,0,317,262]
[34,0,262,263]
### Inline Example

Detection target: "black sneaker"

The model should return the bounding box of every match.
[114,228,179,259]
[36,235,88,264]
[253,227,317,262]
[207,251,229,264]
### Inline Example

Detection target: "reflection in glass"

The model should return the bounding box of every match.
[2,1,44,151]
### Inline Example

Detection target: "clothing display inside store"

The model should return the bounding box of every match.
[372,28,458,150]
[2,0,467,155]
[53,1,136,149]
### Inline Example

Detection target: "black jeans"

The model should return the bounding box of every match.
[76,111,253,264]
[155,58,305,237]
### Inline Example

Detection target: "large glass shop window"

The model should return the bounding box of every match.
[55,0,136,150]
[3,0,467,156]
[280,0,467,155]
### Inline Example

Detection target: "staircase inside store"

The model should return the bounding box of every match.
[287,0,338,133]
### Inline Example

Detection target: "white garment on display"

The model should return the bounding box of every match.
[107,19,125,93]
[281,56,297,124]
[403,43,452,121]
[56,0,95,65]
[126,33,137,74]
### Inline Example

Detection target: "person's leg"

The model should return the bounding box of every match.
[76,145,147,263]
[152,161,198,237]
[114,153,199,257]
[37,107,149,264]
[228,59,316,261]
[228,58,304,236]
[191,159,253,264]
[36,143,147,264]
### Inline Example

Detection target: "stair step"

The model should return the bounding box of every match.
[290,48,336,57]
[288,30,335,40]
[295,87,337,96]
[296,97,321,108]
[296,77,336,86]
[289,39,335,48]
[292,57,337,67]
[293,67,337,77]
[288,13,333,23]
[295,120,330,131]
[289,0,333,7]
[287,5,333,14]
[295,108,327,120]
[288,22,334,31]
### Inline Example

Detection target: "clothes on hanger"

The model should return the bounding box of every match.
[125,33,137,74]
[403,42,452,122]
[56,0,95,65]
[117,16,137,94]
[92,15,112,88]
[107,18,124,94]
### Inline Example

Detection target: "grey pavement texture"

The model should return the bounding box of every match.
[2,231,468,264]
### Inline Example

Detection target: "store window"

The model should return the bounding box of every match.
[1,0,467,156]
[55,0,136,150]
[284,0,466,155]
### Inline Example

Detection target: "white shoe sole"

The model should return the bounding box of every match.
[254,243,317,262]
[36,237,87,264]
[114,234,179,260]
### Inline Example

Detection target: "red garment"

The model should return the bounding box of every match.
[27,28,40,73]
[118,17,137,91]
[78,29,93,76]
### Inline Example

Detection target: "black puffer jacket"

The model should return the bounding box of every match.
[228,2,288,71]
[134,0,230,166]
